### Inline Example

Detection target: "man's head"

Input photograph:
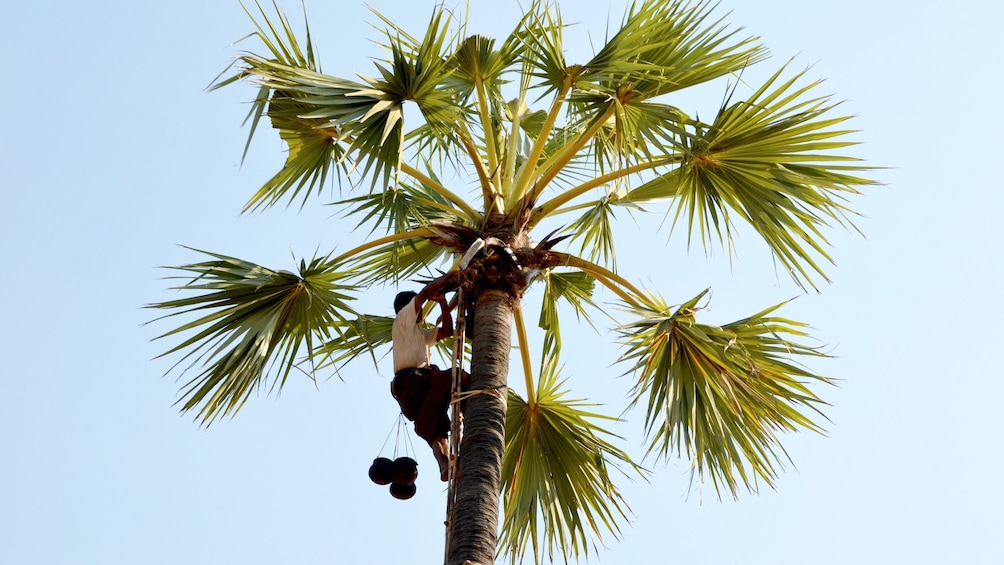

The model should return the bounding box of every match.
[394,291,417,313]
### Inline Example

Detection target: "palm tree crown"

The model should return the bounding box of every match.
[148,1,874,563]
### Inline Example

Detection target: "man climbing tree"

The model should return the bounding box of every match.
[391,278,469,482]
[147,1,876,563]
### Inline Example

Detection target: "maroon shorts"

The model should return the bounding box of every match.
[392,366,452,444]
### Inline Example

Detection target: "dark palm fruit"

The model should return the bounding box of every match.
[368,457,394,485]
[389,481,417,500]
[391,456,419,485]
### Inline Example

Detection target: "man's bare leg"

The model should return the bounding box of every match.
[430,436,450,481]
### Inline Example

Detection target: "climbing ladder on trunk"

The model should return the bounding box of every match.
[443,289,467,565]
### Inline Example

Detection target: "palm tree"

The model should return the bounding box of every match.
[148,1,873,564]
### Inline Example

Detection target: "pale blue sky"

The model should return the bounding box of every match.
[2,1,1002,564]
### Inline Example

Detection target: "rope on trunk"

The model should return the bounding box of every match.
[443,288,467,565]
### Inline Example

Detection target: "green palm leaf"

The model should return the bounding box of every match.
[363,7,461,131]
[516,1,567,96]
[210,2,369,211]
[447,31,521,176]
[565,191,620,268]
[335,178,466,237]
[249,57,402,194]
[623,65,875,289]
[555,0,763,173]
[215,3,474,207]
[344,236,451,286]
[252,90,353,211]
[312,314,394,371]
[537,269,598,364]
[617,289,831,498]
[147,249,357,424]
[584,100,692,174]
[450,32,520,105]
[576,0,766,96]
[500,361,641,564]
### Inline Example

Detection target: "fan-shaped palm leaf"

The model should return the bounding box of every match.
[516,1,568,96]
[565,189,621,268]
[500,361,641,564]
[623,65,875,289]
[312,314,394,371]
[616,289,831,498]
[362,7,462,134]
[584,100,692,174]
[576,0,767,97]
[448,31,522,184]
[537,269,598,365]
[343,235,450,287]
[147,249,357,424]
[336,177,467,237]
[252,91,353,211]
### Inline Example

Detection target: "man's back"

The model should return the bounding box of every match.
[392,298,438,372]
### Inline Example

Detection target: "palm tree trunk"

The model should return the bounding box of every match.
[448,289,512,565]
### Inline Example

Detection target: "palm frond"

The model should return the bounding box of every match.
[210,0,320,163]
[583,100,693,175]
[577,0,766,98]
[537,269,598,373]
[449,32,521,182]
[451,32,519,100]
[366,6,468,136]
[312,314,393,371]
[616,289,831,498]
[147,249,356,424]
[211,1,367,211]
[215,3,476,209]
[251,90,354,211]
[556,0,768,172]
[344,236,451,286]
[623,65,875,289]
[508,3,584,205]
[334,177,467,237]
[220,52,378,209]
[565,189,621,269]
[516,1,568,96]
[500,361,641,564]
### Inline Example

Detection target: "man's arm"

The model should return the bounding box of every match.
[434,296,453,342]
[412,272,453,310]
[412,274,457,342]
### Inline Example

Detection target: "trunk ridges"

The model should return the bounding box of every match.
[448,289,514,565]
[443,215,555,565]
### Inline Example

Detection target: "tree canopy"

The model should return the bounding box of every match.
[148,1,874,562]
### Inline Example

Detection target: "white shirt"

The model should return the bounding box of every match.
[392,298,438,373]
